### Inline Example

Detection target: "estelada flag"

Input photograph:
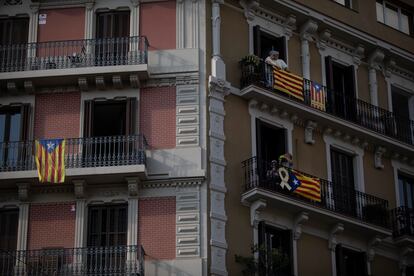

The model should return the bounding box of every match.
[289,169,321,202]
[273,67,304,101]
[310,81,326,111]
[35,139,66,183]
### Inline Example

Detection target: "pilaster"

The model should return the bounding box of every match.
[299,20,318,79]
[368,49,384,107]
[126,177,139,247]
[84,1,95,40]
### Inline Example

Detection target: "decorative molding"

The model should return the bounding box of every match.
[367,236,382,262]
[368,49,385,70]
[78,77,88,92]
[126,177,140,197]
[176,84,200,147]
[374,146,386,170]
[129,74,140,88]
[7,82,17,93]
[304,120,317,145]
[95,76,105,90]
[142,178,203,189]
[239,0,259,21]
[112,75,123,89]
[24,81,34,94]
[249,199,267,227]
[328,223,344,251]
[17,183,29,202]
[300,19,318,41]
[293,212,309,240]
[73,179,86,199]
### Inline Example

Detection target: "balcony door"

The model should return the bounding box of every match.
[336,245,367,276]
[0,18,29,72]
[258,222,292,276]
[0,104,30,169]
[325,56,356,122]
[392,87,412,144]
[0,210,19,275]
[331,148,357,216]
[96,11,130,66]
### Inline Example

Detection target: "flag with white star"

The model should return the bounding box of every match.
[35,139,66,183]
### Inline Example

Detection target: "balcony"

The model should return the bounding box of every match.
[0,245,145,276]
[391,206,414,246]
[0,36,148,88]
[0,134,147,185]
[242,157,391,234]
[240,61,414,146]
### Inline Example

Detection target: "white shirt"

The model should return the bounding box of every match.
[265,56,288,70]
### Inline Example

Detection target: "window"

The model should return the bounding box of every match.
[398,173,414,208]
[256,119,287,164]
[391,87,412,144]
[0,18,29,70]
[0,104,30,167]
[258,222,292,276]
[87,205,128,247]
[96,11,130,65]
[83,98,136,137]
[325,56,356,122]
[253,26,286,62]
[336,245,367,276]
[376,0,413,34]
[0,210,18,274]
[331,148,357,216]
[333,0,351,9]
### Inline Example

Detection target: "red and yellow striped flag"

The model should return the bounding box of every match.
[273,67,304,101]
[291,170,321,202]
[35,139,66,183]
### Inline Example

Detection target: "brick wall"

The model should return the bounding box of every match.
[34,92,81,139]
[138,197,176,259]
[140,0,176,50]
[140,87,176,149]
[28,202,76,250]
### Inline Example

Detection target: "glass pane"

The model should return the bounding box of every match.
[385,4,399,29]
[401,12,410,34]
[407,183,413,209]
[376,2,384,23]
[334,0,346,5]
[399,177,405,206]
[9,113,20,142]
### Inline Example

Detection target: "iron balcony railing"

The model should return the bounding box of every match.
[0,36,148,73]
[240,61,414,145]
[0,134,147,172]
[390,206,414,238]
[0,245,145,276]
[242,157,390,228]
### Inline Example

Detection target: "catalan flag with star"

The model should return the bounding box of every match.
[35,139,66,183]
[289,169,321,202]
[273,67,304,101]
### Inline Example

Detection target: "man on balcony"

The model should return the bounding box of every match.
[265,50,288,70]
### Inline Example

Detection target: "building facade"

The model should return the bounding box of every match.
[207,0,414,275]
[0,0,208,275]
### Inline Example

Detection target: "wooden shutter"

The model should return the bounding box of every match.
[83,100,94,137]
[19,103,30,141]
[125,97,136,136]
[253,25,261,57]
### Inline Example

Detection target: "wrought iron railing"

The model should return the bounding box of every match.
[240,61,414,145]
[242,157,390,228]
[0,36,148,73]
[0,134,147,172]
[0,245,145,276]
[390,206,414,238]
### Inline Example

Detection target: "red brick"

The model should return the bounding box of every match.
[28,202,76,250]
[34,92,81,139]
[140,87,176,149]
[138,197,176,259]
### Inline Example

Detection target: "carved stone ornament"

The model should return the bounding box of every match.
[305,120,317,145]
[17,183,29,202]
[374,146,386,169]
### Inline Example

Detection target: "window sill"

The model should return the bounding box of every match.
[376,21,413,37]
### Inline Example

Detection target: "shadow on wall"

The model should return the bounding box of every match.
[146,148,200,177]
[144,255,198,276]
[148,49,198,74]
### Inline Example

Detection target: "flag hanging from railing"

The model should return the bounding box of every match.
[289,169,321,202]
[273,67,304,101]
[35,139,66,183]
[310,81,326,111]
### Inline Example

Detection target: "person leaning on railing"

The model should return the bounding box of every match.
[264,50,288,87]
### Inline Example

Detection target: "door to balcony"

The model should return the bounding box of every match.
[331,149,357,217]
[0,18,29,72]
[0,209,18,275]
[392,87,413,144]
[325,57,357,122]
[87,204,128,274]
[96,11,130,66]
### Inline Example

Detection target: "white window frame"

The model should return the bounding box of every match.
[323,135,365,192]
[249,102,293,158]
[391,160,414,208]
[376,0,412,35]
[333,0,352,9]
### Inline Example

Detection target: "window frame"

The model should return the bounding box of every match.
[333,0,352,9]
[376,0,413,35]
[398,172,414,208]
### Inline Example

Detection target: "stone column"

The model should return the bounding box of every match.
[126,177,139,272]
[368,49,385,107]
[16,183,30,274]
[73,180,87,274]
[211,0,225,79]
[84,1,95,40]
[292,212,308,276]
[299,20,318,80]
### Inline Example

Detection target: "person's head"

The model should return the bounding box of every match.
[269,50,279,60]
[271,160,277,168]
